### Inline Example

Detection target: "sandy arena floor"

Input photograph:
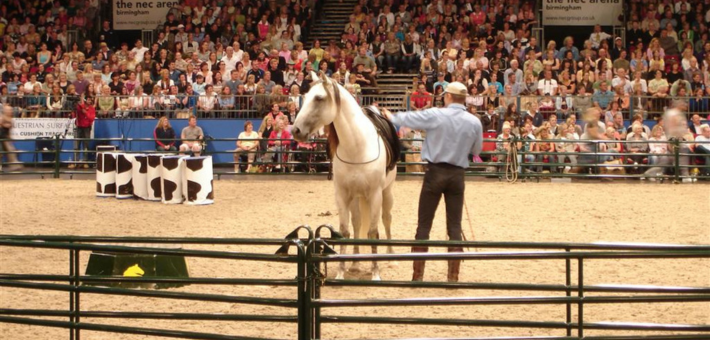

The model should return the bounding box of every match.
[0,178,708,340]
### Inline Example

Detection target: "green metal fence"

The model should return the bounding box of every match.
[0,229,311,340]
[1,136,708,182]
[1,227,709,340]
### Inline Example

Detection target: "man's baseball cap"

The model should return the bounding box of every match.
[444,82,467,96]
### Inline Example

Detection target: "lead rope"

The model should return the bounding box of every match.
[505,137,519,183]
[335,139,381,165]
[462,197,477,252]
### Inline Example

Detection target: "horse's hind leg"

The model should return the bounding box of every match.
[382,184,395,255]
[368,191,383,281]
[349,200,362,272]
[335,193,351,280]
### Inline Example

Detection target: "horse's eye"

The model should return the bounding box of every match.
[315,96,325,102]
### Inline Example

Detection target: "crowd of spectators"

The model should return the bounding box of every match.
[3,1,710,122]
[0,0,709,177]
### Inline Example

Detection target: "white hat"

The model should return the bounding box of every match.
[444,82,467,96]
[178,24,185,29]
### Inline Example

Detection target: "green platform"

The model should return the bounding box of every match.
[84,251,189,289]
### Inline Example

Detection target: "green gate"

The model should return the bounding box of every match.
[1,226,709,340]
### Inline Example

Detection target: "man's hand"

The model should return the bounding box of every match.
[382,108,393,120]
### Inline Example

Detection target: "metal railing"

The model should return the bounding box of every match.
[0,229,309,340]
[310,229,710,340]
[1,228,708,340]
[4,93,708,120]
[1,137,708,182]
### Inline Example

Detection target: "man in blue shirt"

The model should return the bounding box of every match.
[557,36,580,60]
[432,74,449,93]
[383,82,483,282]
[592,81,615,111]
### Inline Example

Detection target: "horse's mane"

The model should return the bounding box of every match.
[362,106,400,172]
[326,123,338,159]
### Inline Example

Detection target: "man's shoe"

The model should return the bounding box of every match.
[411,246,428,281]
[447,247,463,283]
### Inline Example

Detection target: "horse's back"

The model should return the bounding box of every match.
[362,106,401,172]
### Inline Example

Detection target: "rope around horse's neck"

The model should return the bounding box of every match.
[334,137,381,166]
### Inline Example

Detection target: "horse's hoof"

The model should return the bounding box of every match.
[371,274,381,281]
[335,272,345,280]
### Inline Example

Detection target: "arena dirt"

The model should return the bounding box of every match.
[0,179,708,339]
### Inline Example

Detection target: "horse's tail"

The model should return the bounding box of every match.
[357,197,371,240]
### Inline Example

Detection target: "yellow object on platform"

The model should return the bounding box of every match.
[123,264,145,277]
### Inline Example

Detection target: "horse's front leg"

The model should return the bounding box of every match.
[382,184,395,255]
[349,200,362,272]
[368,191,383,281]
[335,193,351,280]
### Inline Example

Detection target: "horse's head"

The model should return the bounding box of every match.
[292,71,340,142]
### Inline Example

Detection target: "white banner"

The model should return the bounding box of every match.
[542,0,623,26]
[113,0,180,30]
[11,118,76,140]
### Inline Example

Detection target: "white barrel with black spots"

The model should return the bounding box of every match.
[146,154,165,201]
[96,152,117,197]
[160,155,187,204]
[115,153,135,199]
[132,154,148,200]
[182,156,214,205]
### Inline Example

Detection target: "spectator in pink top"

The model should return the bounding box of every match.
[257,15,270,40]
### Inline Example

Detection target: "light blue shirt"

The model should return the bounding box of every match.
[390,103,483,169]
[592,89,615,109]
[433,80,449,91]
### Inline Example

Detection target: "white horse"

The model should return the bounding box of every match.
[291,72,400,280]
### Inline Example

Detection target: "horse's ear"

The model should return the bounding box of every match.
[319,71,330,84]
[310,71,319,83]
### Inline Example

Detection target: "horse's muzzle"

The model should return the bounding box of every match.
[291,127,307,142]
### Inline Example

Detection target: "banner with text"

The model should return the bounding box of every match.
[543,0,623,26]
[11,119,77,140]
[113,0,179,30]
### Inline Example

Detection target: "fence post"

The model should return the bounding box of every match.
[516,96,522,119]
[565,248,571,337]
[69,247,75,340]
[54,135,61,178]
[594,140,599,176]
[577,258,584,338]
[73,249,81,340]
[672,138,681,183]
[295,241,310,340]
[305,239,317,340]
